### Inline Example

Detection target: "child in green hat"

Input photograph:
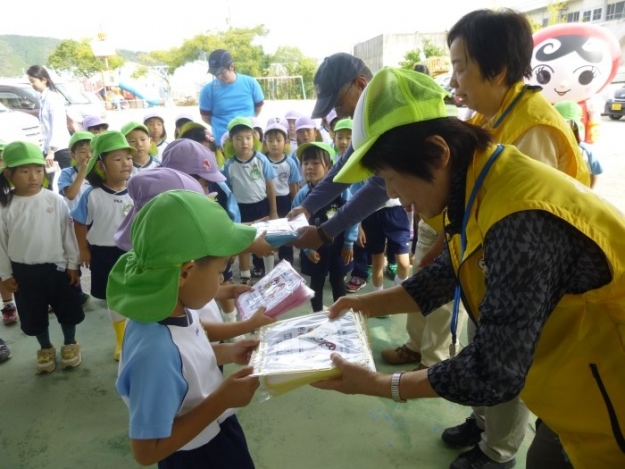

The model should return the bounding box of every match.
[70,130,134,361]
[222,117,278,283]
[58,131,93,211]
[0,141,84,373]
[121,121,161,174]
[108,190,260,468]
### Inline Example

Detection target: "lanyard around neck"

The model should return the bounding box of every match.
[450,144,504,347]
[491,86,528,129]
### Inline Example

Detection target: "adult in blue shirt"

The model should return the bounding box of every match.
[199,49,265,145]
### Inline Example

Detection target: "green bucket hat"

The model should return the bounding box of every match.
[68,131,94,151]
[88,131,136,175]
[334,67,449,183]
[1,141,49,187]
[333,118,353,132]
[224,117,262,158]
[554,101,585,141]
[107,190,257,322]
[121,121,150,137]
[2,141,46,168]
[295,141,336,161]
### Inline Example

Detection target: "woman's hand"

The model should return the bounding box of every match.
[327,295,372,319]
[311,353,385,396]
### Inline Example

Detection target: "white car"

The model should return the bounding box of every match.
[0,101,42,148]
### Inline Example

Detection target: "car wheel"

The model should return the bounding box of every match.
[609,115,622,120]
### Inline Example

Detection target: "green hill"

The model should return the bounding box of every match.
[0,35,146,77]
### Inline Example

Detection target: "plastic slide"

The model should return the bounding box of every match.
[118,81,162,107]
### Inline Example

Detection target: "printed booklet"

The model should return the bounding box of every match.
[236,260,315,320]
[250,310,375,399]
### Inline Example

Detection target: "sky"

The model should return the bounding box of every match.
[5,0,519,61]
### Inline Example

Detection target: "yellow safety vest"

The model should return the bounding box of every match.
[424,80,590,236]
[468,81,590,186]
[445,143,625,468]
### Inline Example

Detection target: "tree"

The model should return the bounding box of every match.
[142,25,269,76]
[399,38,447,70]
[47,39,124,79]
[267,46,318,99]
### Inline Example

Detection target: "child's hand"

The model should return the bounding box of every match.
[245,306,276,330]
[67,269,80,286]
[249,233,275,258]
[306,250,321,264]
[77,157,90,175]
[218,367,259,408]
[226,283,253,299]
[79,249,91,269]
[357,227,366,248]
[341,248,354,266]
[229,339,260,365]
[3,277,18,293]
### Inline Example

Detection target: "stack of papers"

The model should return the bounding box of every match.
[236,260,315,320]
[251,213,309,248]
[250,311,375,398]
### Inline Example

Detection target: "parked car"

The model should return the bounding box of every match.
[0,101,42,148]
[603,86,625,120]
[0,80,106,134]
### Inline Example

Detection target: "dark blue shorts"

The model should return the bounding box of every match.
[90,245,126,299]
[238,199,269,223]
[158,415,254,469]
[361,206,410,256]
[275,194,291,218]
[222,258,233,282]
[11,262,84,336]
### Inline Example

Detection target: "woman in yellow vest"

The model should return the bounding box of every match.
[314,68,625,469]
[383,16,590,469]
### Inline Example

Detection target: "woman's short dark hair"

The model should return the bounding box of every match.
[26,65,59,92]
[360,118,493,181]
[447,9,533,85]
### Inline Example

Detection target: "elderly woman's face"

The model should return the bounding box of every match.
[377,165,451,219]
[449,37,495,116]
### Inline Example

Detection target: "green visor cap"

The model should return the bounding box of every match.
[69,131,94,150]
[334,118,353,132]
[334,67,449,184]
[224,117,262,158]
[296,141,336,161]
[88,131,136,174]
[227,116,253,131]
[2,141,46,168]
[121,121,150,136]
[107,190,257,322]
